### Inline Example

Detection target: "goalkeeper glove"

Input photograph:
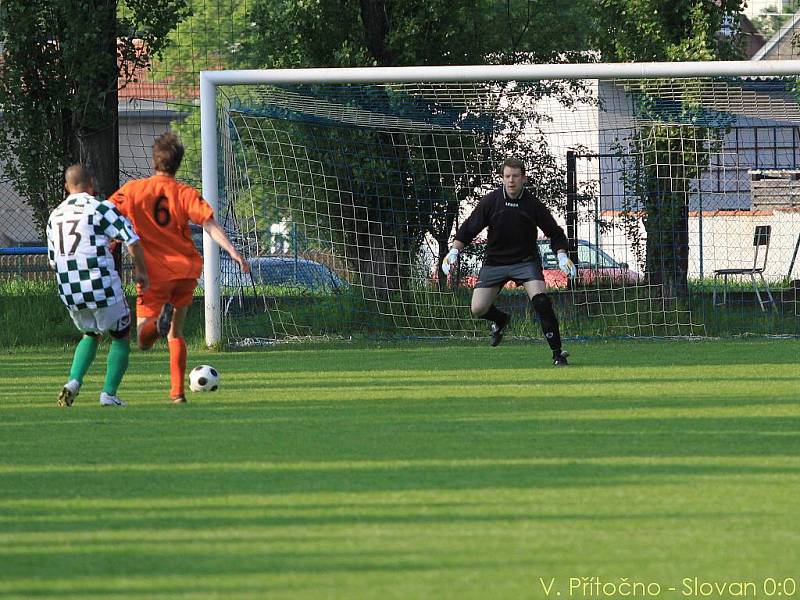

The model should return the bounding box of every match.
[442,247,460,275]
[557,252,577,277]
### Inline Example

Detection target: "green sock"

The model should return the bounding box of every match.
[103,338,130,396]
[69,335,99,384]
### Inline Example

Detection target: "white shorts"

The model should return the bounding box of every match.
[68,300,131,335]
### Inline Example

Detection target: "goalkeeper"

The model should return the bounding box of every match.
[442,157,575,366]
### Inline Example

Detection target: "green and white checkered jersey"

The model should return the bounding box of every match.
[46,192,139,310]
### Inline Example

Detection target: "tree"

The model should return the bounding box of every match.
[0,1,191,236]
[244,0,592,68]
[223,0,595,298]
[751,3,794,40]
[153,0,252,91]
[590,0,743,62]
[157,0,254,189]
[587,0,744,297]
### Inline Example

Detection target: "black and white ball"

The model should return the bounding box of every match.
[189,365,220,392]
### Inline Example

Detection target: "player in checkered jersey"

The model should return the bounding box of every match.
[47,165,150,407]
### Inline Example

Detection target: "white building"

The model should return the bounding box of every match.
[537,76,800,282]
[744,0,794,18]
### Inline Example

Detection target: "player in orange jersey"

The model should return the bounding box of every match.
[109,132,249,403]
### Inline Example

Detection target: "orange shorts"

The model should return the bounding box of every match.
[136,278,197,319]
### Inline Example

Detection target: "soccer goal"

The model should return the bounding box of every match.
[199,61,800,347]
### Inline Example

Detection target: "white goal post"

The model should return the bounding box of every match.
[200,60,800,347]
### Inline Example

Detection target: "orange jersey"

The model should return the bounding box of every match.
[109,175,214,282]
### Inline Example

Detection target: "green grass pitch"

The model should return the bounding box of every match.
[1,339,799,599]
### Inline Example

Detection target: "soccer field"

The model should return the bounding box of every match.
[1,339,799,599]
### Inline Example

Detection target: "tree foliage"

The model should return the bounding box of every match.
[590,0,743,62]
[244,0,592,68]
[214,0,596,295]
[0,0,191,236]
[153,0,252,90]
[587,0,745,297]
[752,4,795,40]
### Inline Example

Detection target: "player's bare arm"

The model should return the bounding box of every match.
[202,218,250,273]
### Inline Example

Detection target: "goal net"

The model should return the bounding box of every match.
[200,63,800,347]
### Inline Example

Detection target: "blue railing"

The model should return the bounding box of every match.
[0,246,47,255]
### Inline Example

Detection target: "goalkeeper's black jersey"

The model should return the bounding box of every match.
[455,186,569,266]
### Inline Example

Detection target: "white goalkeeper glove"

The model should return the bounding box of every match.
[557,252,577,277]
[442,247,460,276]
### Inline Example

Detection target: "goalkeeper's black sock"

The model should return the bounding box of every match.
[481,304,507,326]
[531,293,562,352]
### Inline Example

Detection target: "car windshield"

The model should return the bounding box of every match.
[577,244,619,268]
[537,241,560,269]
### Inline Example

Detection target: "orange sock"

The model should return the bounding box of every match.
[138,318,159,350]
[168,337,187,398]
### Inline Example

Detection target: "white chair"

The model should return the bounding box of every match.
[713,225,775,312]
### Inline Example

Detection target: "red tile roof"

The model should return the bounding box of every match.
[117,39,198,101]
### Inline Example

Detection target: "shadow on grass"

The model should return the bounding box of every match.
[223,340,800,370]
[3,388,800,466]
[0,554,534,598]
[2,394,799,594]
[1,422,799,500]
[0,498,774,587]
[0,494,784,536]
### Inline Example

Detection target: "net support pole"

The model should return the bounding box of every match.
[566,150,579,272]
[200,73,221,347]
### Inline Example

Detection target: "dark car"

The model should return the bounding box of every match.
[199,255,346,293]
[246,256,346,292]
[192,223,346,293]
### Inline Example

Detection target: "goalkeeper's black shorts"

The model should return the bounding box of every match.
[475,261,544,288]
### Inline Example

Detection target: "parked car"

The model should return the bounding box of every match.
[538,239,641,288]
[246,256,346,292]
[200,255,347,294]
[435,239,639,289]
[191,226,346,293]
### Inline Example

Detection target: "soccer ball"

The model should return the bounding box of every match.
[189,364,220,392]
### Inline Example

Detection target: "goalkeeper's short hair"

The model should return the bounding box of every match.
[499,157,526,175]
